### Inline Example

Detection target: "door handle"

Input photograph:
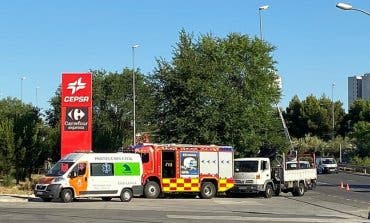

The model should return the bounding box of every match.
[85,177,87,181]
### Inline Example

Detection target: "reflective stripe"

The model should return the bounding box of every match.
[162,178,234,192]
[218,178,234,192]
[162,178,199,192]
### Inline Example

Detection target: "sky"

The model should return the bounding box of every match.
[0,0,369,112]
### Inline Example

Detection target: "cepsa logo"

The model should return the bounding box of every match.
[62,73,92,106]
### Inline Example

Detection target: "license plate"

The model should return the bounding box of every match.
[36,191,43,195]
[238,186,248,190]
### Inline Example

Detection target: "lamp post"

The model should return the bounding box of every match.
[332,82,335,140]
[132,44,140,145]
[258,5,269,40]
[20,76,26,101]
[36,86,39,107]
[336,3,370,16]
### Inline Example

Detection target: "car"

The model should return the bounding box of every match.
[316,157,338,174]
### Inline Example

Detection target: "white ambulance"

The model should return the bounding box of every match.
[34,152,143,203]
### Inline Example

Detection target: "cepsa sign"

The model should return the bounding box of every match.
[61,73,92,158]
[61,73,92,107]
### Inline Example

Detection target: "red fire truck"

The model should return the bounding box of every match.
[133,143,234,199]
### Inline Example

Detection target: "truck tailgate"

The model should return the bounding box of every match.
[283,168,317,182]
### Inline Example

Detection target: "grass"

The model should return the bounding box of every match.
[0,174,42,195]
[0,185,33,195]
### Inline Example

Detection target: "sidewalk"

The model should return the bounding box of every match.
[0,194,37,202]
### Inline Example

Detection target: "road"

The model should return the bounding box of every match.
[0,172,369,223]
[315,172,370,208]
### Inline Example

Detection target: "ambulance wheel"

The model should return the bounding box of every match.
[144,181,160,199]
[200,182,216,199]
[120,189,133,202]
[60,189,73,203]
[101,197,112,201]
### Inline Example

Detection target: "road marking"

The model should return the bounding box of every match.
[213,200,262,205]
[316,182,329,185]
[166,215,364,222]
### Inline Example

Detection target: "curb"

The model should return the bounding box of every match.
[0,194,35,202]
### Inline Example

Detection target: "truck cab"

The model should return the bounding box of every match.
[231,158,274,198]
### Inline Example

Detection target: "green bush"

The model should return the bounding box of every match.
[2,174,15,187]
[350,156,370,167]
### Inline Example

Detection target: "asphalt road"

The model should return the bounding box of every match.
[0,172,369,223]
[0,192,369,222]
[315,172,370,208]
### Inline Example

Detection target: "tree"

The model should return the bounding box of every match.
[0,98,44,182]
[0,118,14,175]
[284,94,345,141]
[342,99,370,135]
[285,96,305,138]
[92,69,155,152]
[152,30,285,156]
[350,121,370,158]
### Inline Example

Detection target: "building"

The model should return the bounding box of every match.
[348,73,370,109]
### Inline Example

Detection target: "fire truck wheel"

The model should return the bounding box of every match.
[144,181,160,199]
[120,189,133,202]
[200,182,216,199]
[60,189,73,203]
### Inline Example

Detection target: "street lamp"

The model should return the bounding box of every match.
[336,3,370,16]
[132,44,140,145]
[36,86,40,107]
[332,82,335,140]
[258,5,269,40]
[20,76,26,101]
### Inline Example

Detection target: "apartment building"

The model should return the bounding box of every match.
[348,73,370,109]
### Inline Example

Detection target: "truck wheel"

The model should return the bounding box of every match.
[317,168,322,174]
[41,198,52,202]
[60,189,73,203]
[101,197,112,201]
[120,189,133,202]
[144,181,160,199]
[293,182,305,197]
[264,184,273,198]
[200,182,216,199]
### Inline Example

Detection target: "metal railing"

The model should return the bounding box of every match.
[338,163,370,175]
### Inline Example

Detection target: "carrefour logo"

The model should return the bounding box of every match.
[68,108,85,121]
[64,107,88,131]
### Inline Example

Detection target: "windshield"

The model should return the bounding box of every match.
[300,162,310,168]
[46,161,75,176]
[322,158,336,164]
[235,161,259,172]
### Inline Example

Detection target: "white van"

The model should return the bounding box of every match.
[316,157,338,174]
[34,152,143,203]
